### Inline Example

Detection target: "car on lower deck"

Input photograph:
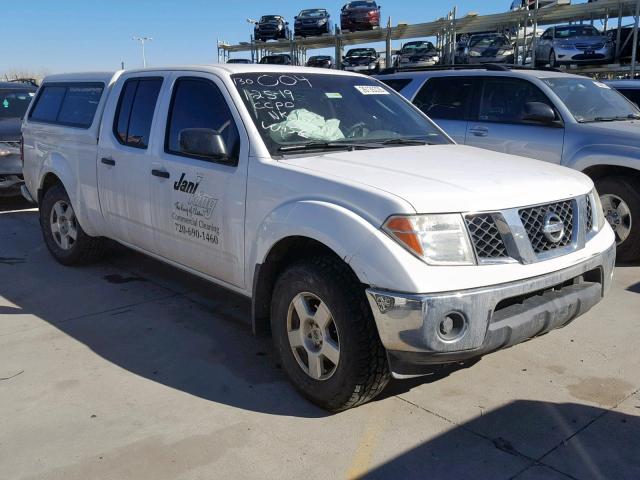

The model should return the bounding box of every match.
[259,54,293,65]
[0,81,37,196]
[395,41,440,70]
[378,68,640,261]
[463,33,515,64]
[306,55,334,68]
[342,48,382,74]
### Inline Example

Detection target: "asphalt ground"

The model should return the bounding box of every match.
[1,199,639,480]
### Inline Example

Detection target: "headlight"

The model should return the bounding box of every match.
[469,50,481,57]
[591,188,607,231]
[383,214,475,265]
[498,49,514,56]
[318,18,327,25]
[0,146,19,157]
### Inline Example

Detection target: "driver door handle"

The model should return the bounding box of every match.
[151,169,170,179]
[469,126,489,137]
[101,157,116,166]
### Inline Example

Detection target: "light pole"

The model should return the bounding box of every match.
[132,36,153,67]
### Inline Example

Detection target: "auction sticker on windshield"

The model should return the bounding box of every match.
[354,85,389,95]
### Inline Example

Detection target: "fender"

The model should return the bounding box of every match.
[247,199,424,294]
[38,151,104,238]
[564,143,640,174]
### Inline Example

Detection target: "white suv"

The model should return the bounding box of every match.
[21,66,615,411]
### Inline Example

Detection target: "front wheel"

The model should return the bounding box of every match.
[271,257,390,412]
[40,184,107,265]
[549,50,557,68]
[596,176,640,262]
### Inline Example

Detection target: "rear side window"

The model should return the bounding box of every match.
[113,78,163,149]
[414,77,475,120]
[378,78,412,93]
[166,77,240,164]
[29,83,103,128]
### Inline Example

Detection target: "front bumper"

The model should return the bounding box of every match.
[555,46,614,64]
[468,54,514,64]
[398,59,439,69]
[366,240,615,376]
[343,64,377,72]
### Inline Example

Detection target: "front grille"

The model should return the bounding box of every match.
[575,43,604,50]
[466,214,509,260]
[586,195,594,231]
[519,200,574,253]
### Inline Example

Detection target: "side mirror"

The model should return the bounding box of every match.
[378,5,382,9]
[179,128,229,160]
[294,16,298,20]
[522,102,556,124]
[285,21,289,25]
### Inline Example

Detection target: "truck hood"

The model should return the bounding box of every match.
[574,120,640,146]
[280,145,592,214]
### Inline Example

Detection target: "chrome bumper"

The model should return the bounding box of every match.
[366,241,615,373]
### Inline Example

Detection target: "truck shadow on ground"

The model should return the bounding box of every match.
[360,399,640,480]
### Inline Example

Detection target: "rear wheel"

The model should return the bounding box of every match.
[40,184,107,265]
[271,257,390,412]
[596,176,640,262]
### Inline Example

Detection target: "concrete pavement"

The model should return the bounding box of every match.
[1,202,639,480]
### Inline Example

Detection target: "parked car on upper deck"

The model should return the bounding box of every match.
[254,15,290,42]
[0,81,37,196]
[378,67,640,260]
[463,33,515,64]
[342,48,382,74]
[395,41,440,70]
[510,0,560,10]
[227,58,253,64]
[294,8,332,37]
[21,65,615,411]
[340,0,381,32]
[535,25,614,67]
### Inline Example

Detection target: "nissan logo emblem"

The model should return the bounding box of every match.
[542,211,565,243]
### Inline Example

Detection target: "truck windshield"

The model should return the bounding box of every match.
[231,73,449,155]
[0,88,35,120]
[543,77,640,123]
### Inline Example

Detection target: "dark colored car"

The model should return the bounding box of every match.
[606,26,640,61]
[342,47,382,74]
[340,1,381,32]
[227,58,253,64]
[294,8,332,37]
[254,15,290,42]
[605,79,640,106]
[259,54,293,65]
[306,55,334,68]
[395,41,440,70]
[0,81,36,196]
[464,33,515,64]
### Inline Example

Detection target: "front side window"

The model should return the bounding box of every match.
[414,77,475,120]
[0,88,36,120]
[543,77,640,123]
[166,77,240,164]
[479,78,555,124]
[113,77,163,149]
[29,83,104,128]
[232,72,449,156]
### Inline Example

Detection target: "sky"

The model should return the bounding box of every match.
[1,0,595,75]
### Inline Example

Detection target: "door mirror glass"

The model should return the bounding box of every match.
[523,102,556,124]
[179,128,229,160]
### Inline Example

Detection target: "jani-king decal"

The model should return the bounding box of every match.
[172,172,220,245]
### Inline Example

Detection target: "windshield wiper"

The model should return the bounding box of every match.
[591,114,640,122]
[277,141,380,154]
[380,138,429,146]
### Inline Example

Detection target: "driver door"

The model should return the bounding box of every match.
[150,72,249,289]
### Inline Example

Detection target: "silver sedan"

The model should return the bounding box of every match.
[535,25,614,67]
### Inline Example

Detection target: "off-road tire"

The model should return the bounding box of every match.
[271,256,390,412]
[596,176,640,262]
[40,184,107,266]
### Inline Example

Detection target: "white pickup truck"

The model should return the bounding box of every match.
[22,65,615,411]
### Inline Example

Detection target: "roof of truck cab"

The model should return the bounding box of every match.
[41,65,367,82]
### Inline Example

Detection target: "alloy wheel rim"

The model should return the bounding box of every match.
[286,292,340,381]
[49,200,78,250]
[600,193,632,245]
